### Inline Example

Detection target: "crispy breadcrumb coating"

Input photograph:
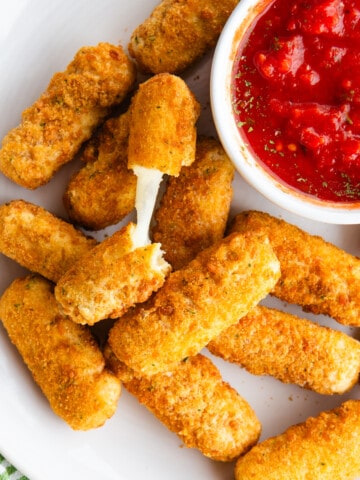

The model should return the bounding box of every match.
[152,136,234,270]
[208,305,360,394]
[0,275,121,430]
[128,0,240,73]
[55,223,171,325]
[108,231,280,376]
[0,43,136,189]
[105,346,261,462]
[229,210,360,326]
[235,399,360,480]
[127,73,200,175]
[64,111,136,230]
[0,199,96,282]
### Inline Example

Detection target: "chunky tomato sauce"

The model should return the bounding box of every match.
[232,0,360,202]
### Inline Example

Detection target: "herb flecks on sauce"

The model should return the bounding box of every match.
[231,0,360,202]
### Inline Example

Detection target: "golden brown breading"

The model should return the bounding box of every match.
[63,111,136,230]
[0,43,136,189]
[0,199,97,282]
[127,73,200,175]
[55,222,171,325]
[0,275,121,430]
[234,399,360,480]
[152,136,235,270]
[229,210,360,326]
[128,0,240,74]
[208,305,360,395]
[105,346,261,462]
[108,231,280,376]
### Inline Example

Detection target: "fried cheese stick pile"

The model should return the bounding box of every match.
[0,275,121,430]
[55,74,200,325]
[64,111,136,230]
[0,43,136,189]
[57,127,261,462]
[208,305,360,395]
[153,190,360,395]
[108,230,280,376]
[105,346,261,461]
[2,195,359,442]
[128,0,240,73]
[229,210,360,326]
[1,19,359,473]
[152,136,235,270]
[235,399,360,479]
[0,199,97,283]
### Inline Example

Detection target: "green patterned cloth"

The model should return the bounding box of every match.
[0,454,28,480]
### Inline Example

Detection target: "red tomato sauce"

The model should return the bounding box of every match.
[231,0,360,202]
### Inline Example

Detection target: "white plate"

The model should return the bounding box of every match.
[0,1,359,479]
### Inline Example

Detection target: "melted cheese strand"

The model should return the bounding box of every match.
[131,165,163,248]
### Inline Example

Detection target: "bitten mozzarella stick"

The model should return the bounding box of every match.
[55,222,170,325]
[105,346,261,462]
[64,111,136,230]
[229,210,360,326]
[0,199,97,282]
[127,73,200,246]
[0,275,121,430]
[152,136,235,270]
[128,0,240,74]
[234,399,360,480]
[108,231,280,376]
[56,75,198,325]
[208,305,360,395]
[0,43,136,189]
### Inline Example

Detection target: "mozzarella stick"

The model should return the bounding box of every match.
[208,305,360,395]
[152,136,235,270]
[0,199,97,282]
[128,0,240,74]
[0,275,121,430]
[55,222,170,325]
[64,111,136,230]
[229,210,360,326]
[128,73,200,246]
[0,43,136,189]
[234,399,360,480]
[128,73,199,175]
[108,231,280,376]
[105,346,261,462]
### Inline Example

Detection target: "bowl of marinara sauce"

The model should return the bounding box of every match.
[211,0,360,223]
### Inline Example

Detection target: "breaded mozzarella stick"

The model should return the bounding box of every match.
[235,400,360,480]
[208,305,360,395]
[64,111,136,230]
[55,222,170,325]
[108,231,280,376]
[152,136,235,270]
[229,210,360,326]
[105,346,261,462]
[0,200,97,282]
[127,73,200,246]
[0,43,136,189]
[128,73,200,175]
[128,0,240,74]
[0,275,121,430]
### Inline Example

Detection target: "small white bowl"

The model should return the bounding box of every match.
[210,0,360,224]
